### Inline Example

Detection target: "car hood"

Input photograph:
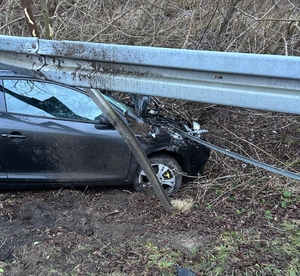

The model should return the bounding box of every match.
[105,93,207,147]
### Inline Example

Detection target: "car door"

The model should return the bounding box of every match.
[0,79,8,182]
[0,78,132,184]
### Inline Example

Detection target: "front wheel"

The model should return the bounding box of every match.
[133,154,182,196]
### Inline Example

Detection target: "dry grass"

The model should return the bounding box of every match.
[1,0,299,54]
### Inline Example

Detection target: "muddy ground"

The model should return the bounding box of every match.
[0,106,299,276]
[0,180,299,276]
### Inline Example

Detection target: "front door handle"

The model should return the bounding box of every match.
[2,132,28,140]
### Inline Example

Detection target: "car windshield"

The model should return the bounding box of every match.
[104,94,134,115]
[3,78,135,122]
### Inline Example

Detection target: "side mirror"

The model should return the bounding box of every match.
[95,114,112,125]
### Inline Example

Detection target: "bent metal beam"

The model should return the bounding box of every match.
[86,88,173,214]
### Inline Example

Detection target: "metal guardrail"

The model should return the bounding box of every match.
[0,35,299,115]
[173,127,300,181]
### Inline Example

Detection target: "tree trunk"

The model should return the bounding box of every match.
[20,0,40,37]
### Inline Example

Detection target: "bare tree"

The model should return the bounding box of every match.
[0,0,297,54]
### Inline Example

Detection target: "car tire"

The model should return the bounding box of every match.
[134,154,182,196]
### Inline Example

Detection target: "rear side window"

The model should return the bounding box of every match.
[3,79,102,122]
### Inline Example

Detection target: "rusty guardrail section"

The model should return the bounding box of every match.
[0,35,300,115]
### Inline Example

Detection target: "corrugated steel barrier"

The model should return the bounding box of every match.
[0,35,299,114]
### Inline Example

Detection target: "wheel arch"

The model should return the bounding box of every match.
[147,150,190,175]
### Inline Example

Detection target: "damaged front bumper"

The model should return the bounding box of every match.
[126,108,210,177]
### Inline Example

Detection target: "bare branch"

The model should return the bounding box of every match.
[39,0,52,39]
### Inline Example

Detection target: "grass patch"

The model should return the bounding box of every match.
[187,176,300,275]
[191,222,300,275]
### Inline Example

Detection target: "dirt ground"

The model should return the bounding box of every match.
[0,178,299,276]
[0,183,298,276]
[0,106,299,276]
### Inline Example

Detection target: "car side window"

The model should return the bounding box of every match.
[3,79,102,122]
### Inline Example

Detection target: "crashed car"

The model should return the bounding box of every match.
[0,70,210,195]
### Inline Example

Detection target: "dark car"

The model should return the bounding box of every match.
[0,70,210,195]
